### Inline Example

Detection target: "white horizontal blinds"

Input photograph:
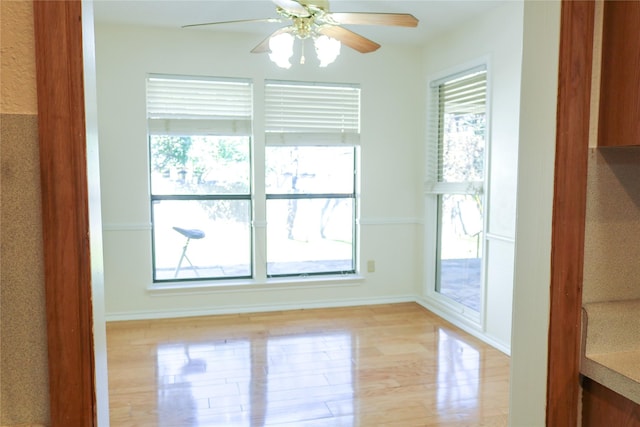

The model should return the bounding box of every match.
[426,66,487,193]
[146,74,252,136]
[425,81,441,187]
[440,71,486,116]
[264,80,361,145]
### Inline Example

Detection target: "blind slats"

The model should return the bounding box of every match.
[265,80,361,137]
[441,73,486,91]
[146,75,361,142]
[147,75,252,121]
[426,67,487,188]
[439,78,486,114]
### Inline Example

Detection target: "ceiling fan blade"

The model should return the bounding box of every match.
[272,0,310,17]
[327,12,418,27]
[250,27,292,53]
[182,17,281,29]
[318,25,380,53]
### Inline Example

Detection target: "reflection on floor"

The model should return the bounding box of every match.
[107,303,510,426]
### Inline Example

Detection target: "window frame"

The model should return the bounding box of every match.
[264,145,358,278]
[146,75,363,286]
[146,75,254,283]
[424,62,490,323]
[262,80,361,279]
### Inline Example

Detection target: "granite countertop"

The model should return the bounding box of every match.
[581,299,640,405]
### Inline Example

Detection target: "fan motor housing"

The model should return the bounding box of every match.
[299,0,330,12]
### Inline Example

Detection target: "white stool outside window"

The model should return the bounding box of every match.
[173,226,205,278]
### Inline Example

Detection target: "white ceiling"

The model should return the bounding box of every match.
[93,0,507,47]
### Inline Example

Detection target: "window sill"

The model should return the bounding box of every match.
[147,273,365,295]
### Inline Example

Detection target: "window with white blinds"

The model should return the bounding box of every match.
[263,80,359,278]
[145,74,360,283]
[426,66,487,192]
[146,74,253,283]
[147,74,253,136]
[424,64,488,317]
[264,80,361,145]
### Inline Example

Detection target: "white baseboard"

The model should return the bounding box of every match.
[105,295,511,356]
[415,297,511,356]
[105,295,416,322]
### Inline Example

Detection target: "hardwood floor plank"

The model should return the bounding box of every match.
[107,303,510,426]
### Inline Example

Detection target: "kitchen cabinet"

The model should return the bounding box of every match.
[582,377,640,426]
[582,4,640,425]
[598,0,640,147]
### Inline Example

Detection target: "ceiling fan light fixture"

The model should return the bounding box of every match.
[268,32,295,69]
[184,0,419,68]
[313,35,341,67]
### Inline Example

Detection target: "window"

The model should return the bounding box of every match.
[264,80,360,277]
[147,76,360,283]
[426,66,488,315]
[265,146,356,276]
[147,75,253,282]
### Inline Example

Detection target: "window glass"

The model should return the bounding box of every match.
[265,146,356,277]
[265,146,354,194]
[152,199,252,281]
[436,194,483,311]
[150,135,252,281]
[429,67,487,314]
[150,135,250,195]
[437,70,486,183]
[439,108,485,183]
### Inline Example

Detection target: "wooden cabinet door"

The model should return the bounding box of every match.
[598,0,640,147]
[582,377,640,426]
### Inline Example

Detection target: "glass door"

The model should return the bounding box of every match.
[435,193,483,312]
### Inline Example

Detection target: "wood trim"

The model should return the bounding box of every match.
[32,1,97,425]
[547,1,595,425]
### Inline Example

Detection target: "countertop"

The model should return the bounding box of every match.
[581,299,640,404]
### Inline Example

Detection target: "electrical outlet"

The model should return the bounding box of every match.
[367,260,375,273]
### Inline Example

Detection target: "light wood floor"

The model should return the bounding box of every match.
[107,303,510,426]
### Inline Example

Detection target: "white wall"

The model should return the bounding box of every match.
[82,2,110,425]
[418,1,524,353]
[510,1,561,424]
[95,23,425,319]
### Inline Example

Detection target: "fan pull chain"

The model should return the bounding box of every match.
[300,39,306,65]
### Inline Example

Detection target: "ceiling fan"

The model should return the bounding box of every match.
[182,0,419,67]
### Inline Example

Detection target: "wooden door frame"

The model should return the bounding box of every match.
[33,0,594,425]
[33,1,96,425]
[547,1,595,425]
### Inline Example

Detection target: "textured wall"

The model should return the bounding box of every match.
[0,115,49,426]
[1,0,37,115]
[0,0,50,425]
[583,147,640,304]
